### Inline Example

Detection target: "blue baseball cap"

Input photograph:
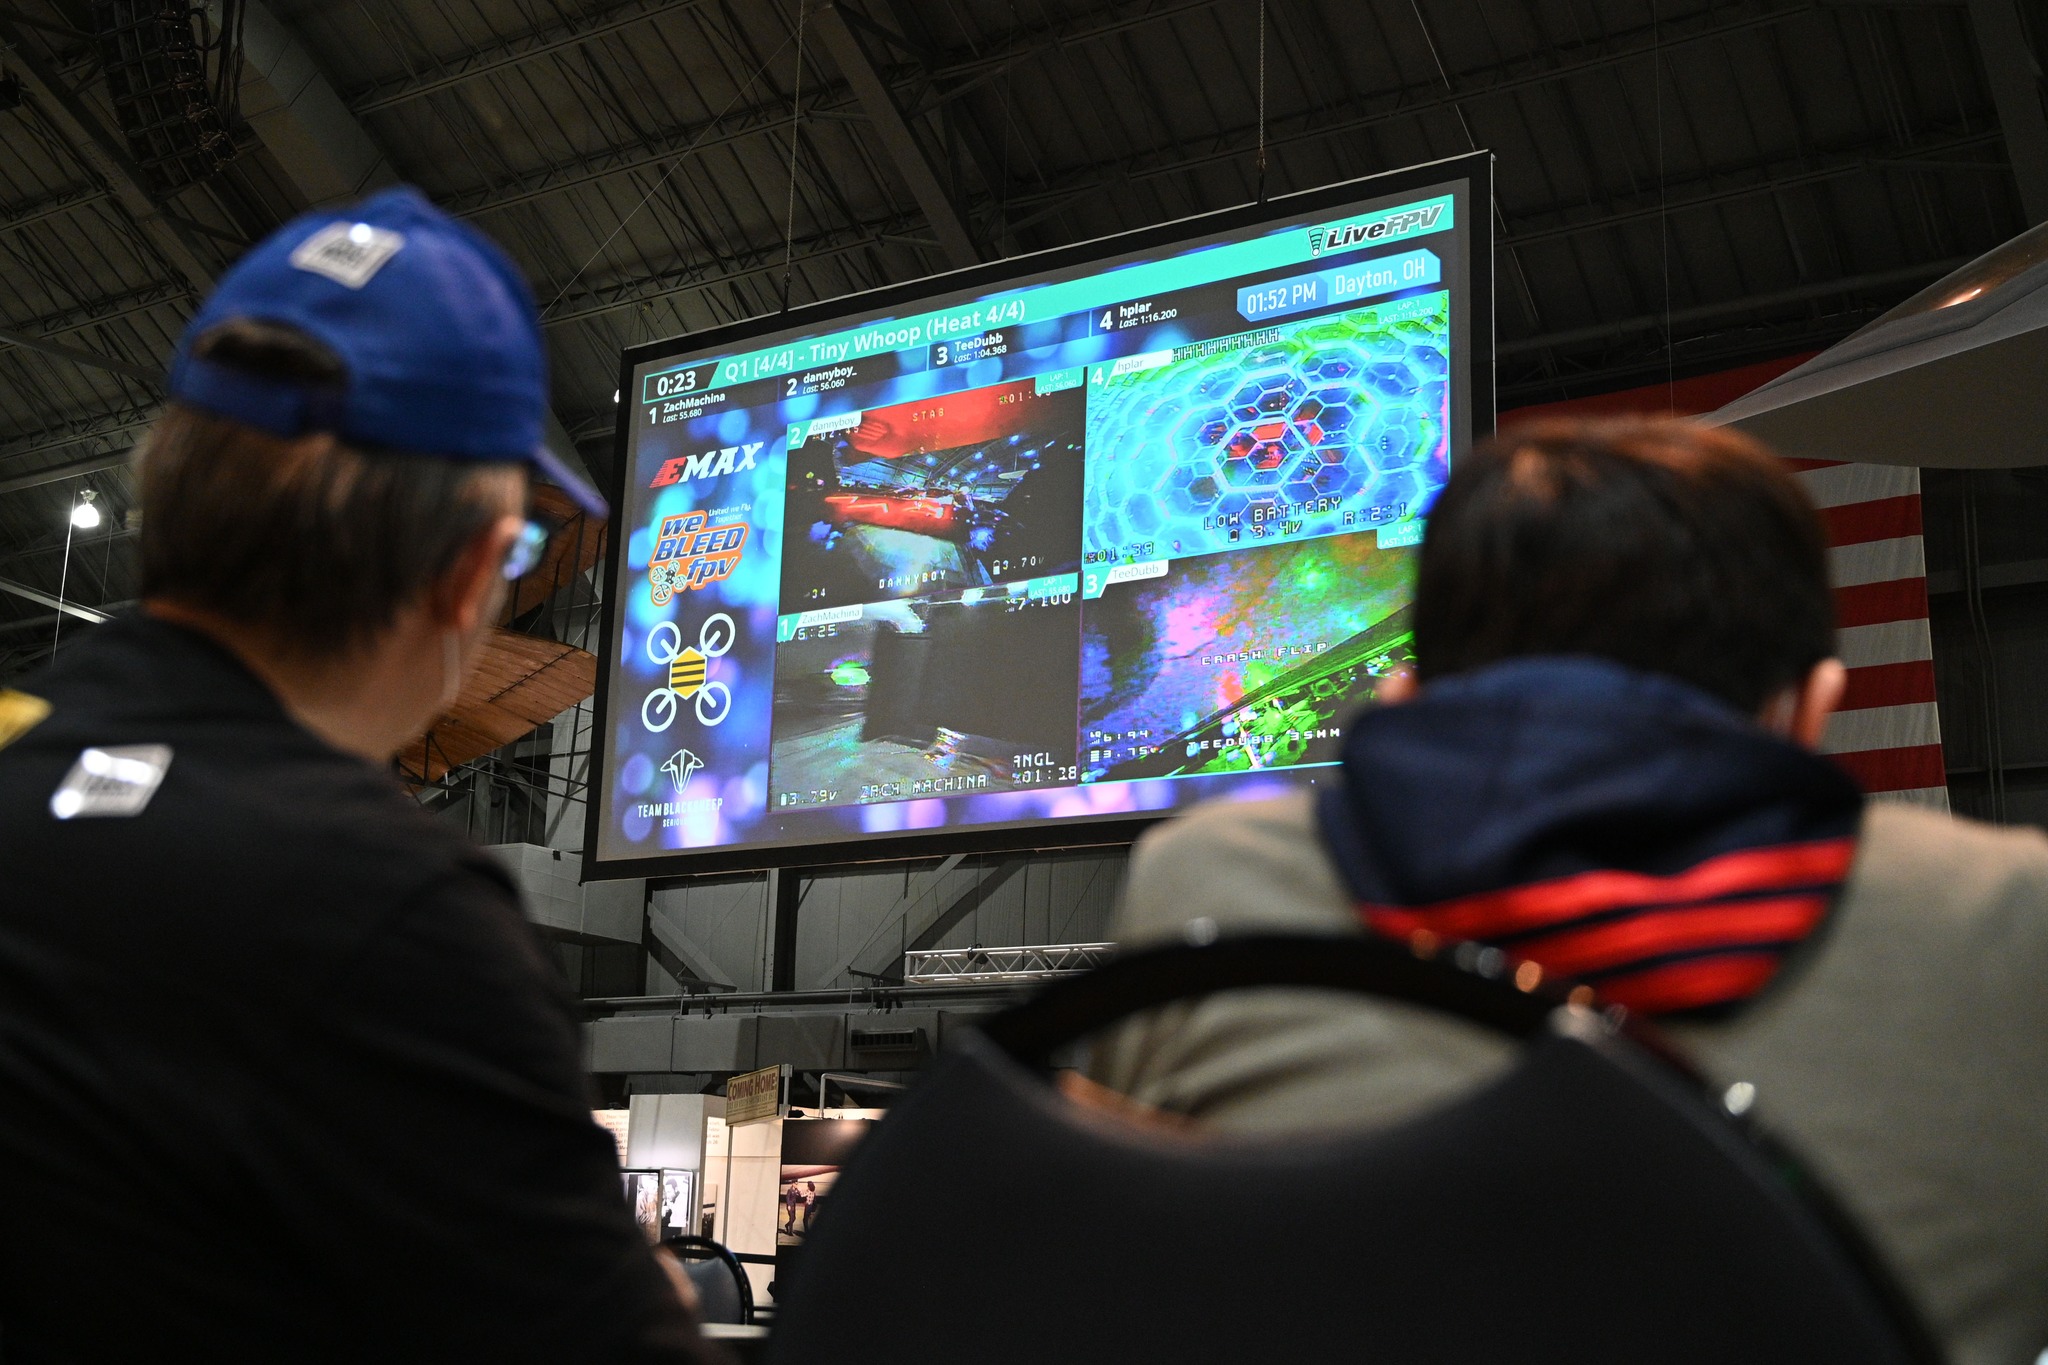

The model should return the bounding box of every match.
[168,185,606,518]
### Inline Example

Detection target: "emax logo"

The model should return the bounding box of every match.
[650,443,764,488]
[1307,203,1445,257]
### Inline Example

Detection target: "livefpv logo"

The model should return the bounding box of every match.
[1307,201,1447,257]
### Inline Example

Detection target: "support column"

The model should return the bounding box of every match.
[769,868,803,992]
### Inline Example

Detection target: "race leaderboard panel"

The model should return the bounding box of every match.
[591,160,1487,870]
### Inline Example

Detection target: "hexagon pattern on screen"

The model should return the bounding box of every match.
[1083,293,1450,566]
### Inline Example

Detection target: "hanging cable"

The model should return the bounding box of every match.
[1409,0,1537,340]
[996,3,1017,251]
[1255,0,1268,201]
[780,0,809,312]
[1654,0,1674,409]
[1962,473,2007,820]
[51,490,82,659]
[540,31,797,323]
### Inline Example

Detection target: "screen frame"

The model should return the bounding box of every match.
[584,150,1496,878]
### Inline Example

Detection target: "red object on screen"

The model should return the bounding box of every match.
[851,380,1041,458]
[822,493,962,537]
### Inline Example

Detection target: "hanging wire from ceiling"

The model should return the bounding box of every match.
[1653,0,1675,408]
[1409,0,1542,340]
[780,0,809,312]
[209,0,246,137]
[538,28,799,326]
[1255,0,1268,202]
[1961,474,2008,821]
[49,487,90,659]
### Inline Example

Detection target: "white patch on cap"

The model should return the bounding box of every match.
[289,222,405,289]
[49,744,172,820]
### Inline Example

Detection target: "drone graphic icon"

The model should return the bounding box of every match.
[642,613,735,732]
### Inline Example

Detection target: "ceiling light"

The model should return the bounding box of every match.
[71,490,99,530]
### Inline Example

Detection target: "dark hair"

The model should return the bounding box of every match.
[137,319,523,658]
[1414,417,1834,711]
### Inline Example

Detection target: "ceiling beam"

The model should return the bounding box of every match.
[0,327,161,385]
[0,182,110,241]
[921,0,1230,104]
[0,602,129,641]
[229,0,594,485]
[1503,129,2003,249]
[0,403,154,482]
[346,0,1215,121]
[1965,0,2048,222]
[537,122,1987,339]
[0,525,137,571]
[347,0,710,116]
[0,16,217,294]
[0,7,89,40]
[994,0,1812,228]
[440,0,1229,222]
[0,575,106,623]
[540,211,925,329]
[0,611,66,639]
[825,854,965,987]
[0,193,186,389]
[2,283,190,344]
[900,859,1026,958]
[452,0,1811,237]
[815,3,980,270]
[445,85,842,219]
[1497,314,1902,410]
[0,447,134,498]
[1496,258,1969,358]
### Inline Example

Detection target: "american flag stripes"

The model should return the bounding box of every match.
[1790,459,1949,810]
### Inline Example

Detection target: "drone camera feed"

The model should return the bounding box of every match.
[590,156,1489,871]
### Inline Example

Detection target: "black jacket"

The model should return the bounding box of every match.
[0,615,705,1362]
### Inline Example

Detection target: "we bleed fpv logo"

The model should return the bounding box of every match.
[1307,201,1446,257]
[650,442,764,488]
[649,511,747,605]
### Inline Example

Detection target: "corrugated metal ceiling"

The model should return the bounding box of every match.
[0,0,2029,669]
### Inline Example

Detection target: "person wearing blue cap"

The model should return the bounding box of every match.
[0,189,718,1361]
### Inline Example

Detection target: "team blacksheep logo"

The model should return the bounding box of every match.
[661,748,703,793]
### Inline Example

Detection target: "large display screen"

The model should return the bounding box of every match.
[588,154,1492,874]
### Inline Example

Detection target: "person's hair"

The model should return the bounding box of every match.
[1413,417,1834,712]
[138,319,523,658]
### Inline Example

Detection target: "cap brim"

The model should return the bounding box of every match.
[529,443,608,519]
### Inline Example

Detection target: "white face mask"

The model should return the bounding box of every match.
[439,629,465,713]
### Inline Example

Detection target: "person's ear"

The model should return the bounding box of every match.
[430,515,523,635]
[1791,658,1849,749]
[1759,658,1847,749]
[1376,670,1418,705]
